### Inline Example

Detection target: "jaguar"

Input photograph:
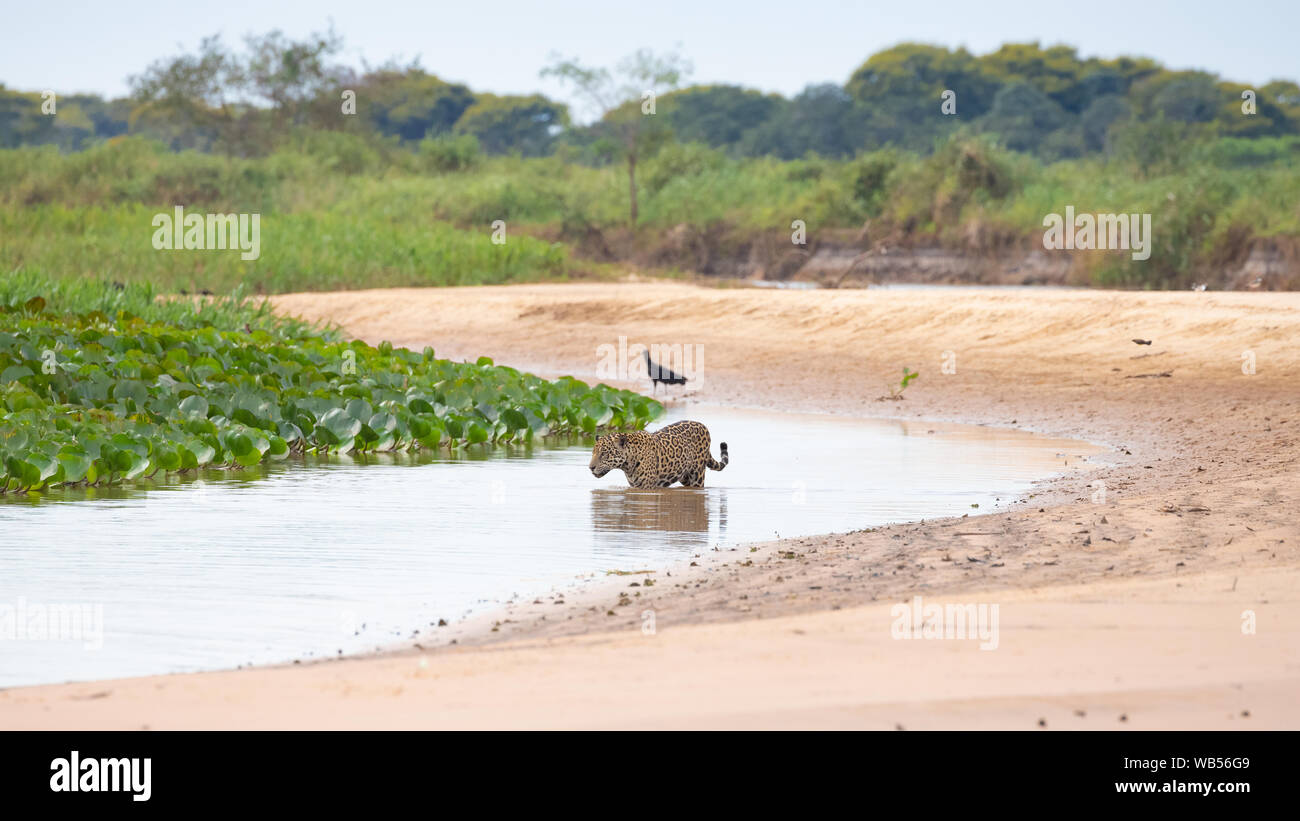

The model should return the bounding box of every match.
[589,420,728,488]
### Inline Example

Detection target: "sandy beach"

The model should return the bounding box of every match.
[4,283,1297,729]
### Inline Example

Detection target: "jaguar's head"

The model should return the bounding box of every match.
[589,432,631,478]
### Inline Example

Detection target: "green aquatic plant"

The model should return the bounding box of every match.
[878,367,918,401]
[0,301,661,495]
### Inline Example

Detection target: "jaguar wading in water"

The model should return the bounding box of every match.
[589,420,729,488]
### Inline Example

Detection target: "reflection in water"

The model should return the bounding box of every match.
[0,405,1098,687]
[590,487,728,537]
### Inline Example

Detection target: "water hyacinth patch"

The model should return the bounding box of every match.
[0,300,662,495]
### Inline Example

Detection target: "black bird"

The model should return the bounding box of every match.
[644,349,687,393]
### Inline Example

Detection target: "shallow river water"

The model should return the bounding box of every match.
[0,405,1099,687]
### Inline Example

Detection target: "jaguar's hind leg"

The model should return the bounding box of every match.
[680,468,705,488]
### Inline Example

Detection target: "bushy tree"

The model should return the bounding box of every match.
[976,42,1094,113]
[847,43,1001,118]
[357,64,476,142]
[128,34,247,151]
[453,94,566,155]
[129,28,347,153]
[740,84,863,158]
[1148,73,1225,124]
[542,48,691,225]
[979,82,1069,153]
[241,27,348,127]
[1109,113,1193,177]
[1080,94,1130,152]
[660,85,784,150]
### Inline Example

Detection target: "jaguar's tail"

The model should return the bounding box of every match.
[707,442,729,471]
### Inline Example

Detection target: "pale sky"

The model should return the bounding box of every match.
[2,0,1296,105]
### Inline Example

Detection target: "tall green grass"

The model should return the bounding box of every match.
[0,204,569,293]
[2,134,1297,290]
[0,269,326,338]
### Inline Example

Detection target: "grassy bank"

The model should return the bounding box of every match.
[0,203,569,293]
[2,134,1298,290]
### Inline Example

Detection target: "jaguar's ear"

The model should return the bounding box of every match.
[617,433,628,447]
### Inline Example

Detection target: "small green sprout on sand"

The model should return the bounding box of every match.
[878,367,918,401]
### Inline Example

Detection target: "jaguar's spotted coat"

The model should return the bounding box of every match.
[589,420,728,488]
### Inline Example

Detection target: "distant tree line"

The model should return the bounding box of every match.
[3,34,1298,163]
